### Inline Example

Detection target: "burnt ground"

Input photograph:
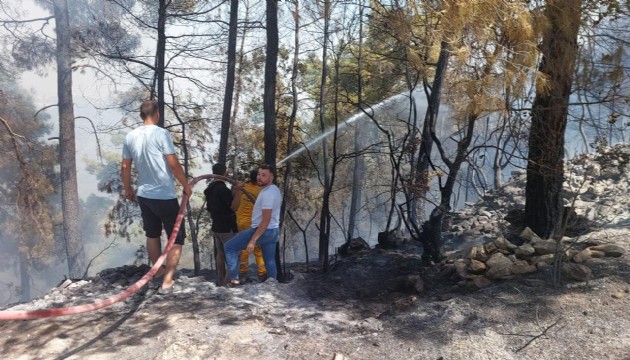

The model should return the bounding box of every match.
[1,231,629,360]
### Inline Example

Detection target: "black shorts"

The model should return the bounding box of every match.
[137,196,186,245]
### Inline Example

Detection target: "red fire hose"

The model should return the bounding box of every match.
[0,174,250,320]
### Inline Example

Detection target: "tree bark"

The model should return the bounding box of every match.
[280,0,300,228]
[263,0,278,166]
[218,0,239,164]
[317,0,331,264]
[156,0,167,128]
[53,0,87,278]
[264,0,281,279]
[347,0,365,243]
[525,0,581,238]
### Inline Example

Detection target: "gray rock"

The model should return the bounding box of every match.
[531,254,556,265]
[532,239,559,255]
[519,227,541,242]
[469,275,492,289]
[468,260,487,274]
[494,237,515,252]
[561,263,592,281]
[589,244,625,257]
[514,243,535,257]
[469,245,489,262]
[511,262,537,275]
[485,253,513,279]
[572,249,593,263]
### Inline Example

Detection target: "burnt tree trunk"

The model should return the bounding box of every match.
[156,0,167,127]
[347,0,365,243]
[218,0,239,164]
[264,0,282,280]
[317,0,331,265]
[53,0,87,278]
[421,114,478,264]
[525,0,581,238]
[263,0,278,166]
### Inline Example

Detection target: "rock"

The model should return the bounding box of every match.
[611,292,625,299]
[484,242,498,255]
[338,237,370,257]
[494,237,515,252]
[377,230,404,249]
[590,250,606,258]
[511,262,537,275]
[531,254,556,265]
[469,244,489,262]
[572,249,593,263]
[469,275,493,289]
[468,260,487,274]
[514,243,535,258]
[532,239,559,255]
[479,210,492,218]
[519,227,541,242]
[485,253,513,279]
[589,244,625,257]
[454,259,470,278]
[507,254,518,263]
[561,263,592,281]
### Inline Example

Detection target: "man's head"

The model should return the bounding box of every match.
[257,164,275,187]
[248,169,258,184]
[139,100,159,124]
[212,163,227,176]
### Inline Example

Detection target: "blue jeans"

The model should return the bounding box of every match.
[224,227,279,281]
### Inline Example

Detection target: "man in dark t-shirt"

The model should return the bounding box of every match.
[204,163,241,285]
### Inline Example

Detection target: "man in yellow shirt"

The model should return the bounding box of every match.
[235,169,267,280]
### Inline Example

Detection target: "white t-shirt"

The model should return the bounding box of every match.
[122,125,177,199]
[251,184,282,229]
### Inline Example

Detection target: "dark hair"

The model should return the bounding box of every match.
[249,169,258,183]
[259,164,276,177]
[212,163,227,175]
[140,100,159,120]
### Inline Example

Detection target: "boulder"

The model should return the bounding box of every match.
[511,261,537,275]
[485,253,513,279]
[338,237,370,257]
[590,244,625,257]
[572,248,593,263]
[469,275,492,289]
[494,237,517,252]
[469,244,489,262]
[531,239,558,255]
[484,242,499,255]
[561,263,592,282]
[468,260,487,274]
[376,230,404,249]
[519,227,542,242]
[531,254,556,266]
[514,243,535,258]
[454,259,470,278]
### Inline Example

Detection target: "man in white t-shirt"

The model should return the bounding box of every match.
[224,164,281,285]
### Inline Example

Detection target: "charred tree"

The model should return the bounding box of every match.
[53,0,87,278]
[263,0,278,166]
[155,0,167,128]
[264,0,282,279]
[525,0,581,238]
[218,0,239,164]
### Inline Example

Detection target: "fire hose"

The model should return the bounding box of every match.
[0,174,252,320]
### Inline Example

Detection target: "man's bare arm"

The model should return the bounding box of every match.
[121,159,135,201]
[165,154,192,196]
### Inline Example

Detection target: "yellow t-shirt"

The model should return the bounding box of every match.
[236,182,262,232]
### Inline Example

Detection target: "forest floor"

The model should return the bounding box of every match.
[2,145,630,360]
[0,235,628,360]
